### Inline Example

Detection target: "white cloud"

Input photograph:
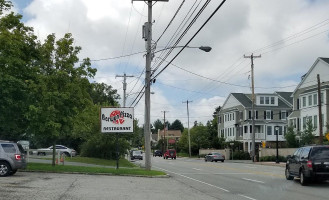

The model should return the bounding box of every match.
[12,0,329,126]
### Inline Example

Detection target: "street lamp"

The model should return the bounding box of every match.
[153,46,212,54]
[275,126,280,163]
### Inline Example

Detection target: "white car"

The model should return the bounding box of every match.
[37,145,76,157]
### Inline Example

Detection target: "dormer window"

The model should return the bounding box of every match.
[258,96,277,106]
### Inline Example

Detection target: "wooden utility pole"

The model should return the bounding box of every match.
[244,53,261,162]
[132,0,168,170]
[183,100,192,157]
[317,74,323,144]
[162,111,169,150]
[116,73,134,107]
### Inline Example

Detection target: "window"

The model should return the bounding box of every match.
[267,126,272,135]
[271,97,275,104]
[244,126,248,133]
[297,98,300,110]
[321,92,324,104]
[0,144,16,153]
[265,97,269,104]
[313,94,318,105]
[281,110,287,120]
[248,111,252,119]
[302,96,306,107]
[260,97,264,104]
[232,113,235,120]
[266,110,272,120]
[250,125,252,133]
[308,95,312,106]
[300,147,311,159]
[303,117,307,128]
[314,115,318,129]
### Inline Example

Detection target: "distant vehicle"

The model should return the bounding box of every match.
[153,150,162,157]
[0,140,27,177]
[205,152,225,162]
[17,140,29,153]
[131,150,143,160]
[37,145,76,157]
[285,145,329,185]
[163,149,176,159]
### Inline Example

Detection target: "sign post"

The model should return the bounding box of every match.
[101,107,134,169]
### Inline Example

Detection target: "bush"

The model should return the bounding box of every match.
[232,151,250,160]
[259,155,286,162]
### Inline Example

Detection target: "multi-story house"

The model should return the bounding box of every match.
[218,92,293,152]
[288,57,329,137]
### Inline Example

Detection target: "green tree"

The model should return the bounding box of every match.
[27,33,96,165]
[89,82,119,106]
[300,119,316,146]
[0,4,40,140]
[284,126,299,148]
[170,119,184,132]
[190,124,211,155]
[151,119,163,134]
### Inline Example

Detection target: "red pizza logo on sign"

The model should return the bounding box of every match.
[110,110,125,124]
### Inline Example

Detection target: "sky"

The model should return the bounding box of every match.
[10,0,329,128]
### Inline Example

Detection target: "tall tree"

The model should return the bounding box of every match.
[151,119,163,134]
[170,119,184,132]
[0,3,40,140]
[27,33,96,165]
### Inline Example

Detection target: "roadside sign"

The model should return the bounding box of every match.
[100,107,134,133]
[326,132,329,141]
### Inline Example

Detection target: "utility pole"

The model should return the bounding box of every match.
[132,0,168,170]
[244,53,261,162]
[162,111,169,150]
[317,74,323,144]
[183,100,192,157]
[116,73,134,107]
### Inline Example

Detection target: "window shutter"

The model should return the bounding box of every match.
[249,111,251,119]
[271,111,273,119]
[264,111,266,119]
[279,111,281,120]
[256,111,258,119]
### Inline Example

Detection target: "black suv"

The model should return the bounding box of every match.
[0,140,27,177]
[285,145,329,185]
[153,150,162,157]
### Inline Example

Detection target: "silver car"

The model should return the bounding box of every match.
[0,140,27,177]
[205,152,225,162]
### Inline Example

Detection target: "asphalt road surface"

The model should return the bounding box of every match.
[144,156,329,200]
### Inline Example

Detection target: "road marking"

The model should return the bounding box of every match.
[192,168,201,171]
[181,173,252,175]
[245,166,257,169]
[154,166,230,192]
[242,178,265,184]
[238,194,258,200]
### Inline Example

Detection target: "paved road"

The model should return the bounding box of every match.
[0,172,218,200]
[135,156,329,200]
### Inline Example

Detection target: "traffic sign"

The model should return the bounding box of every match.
[326,132,329,141]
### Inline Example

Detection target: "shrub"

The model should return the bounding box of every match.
[259,155,286,162]
[232,151,250,160]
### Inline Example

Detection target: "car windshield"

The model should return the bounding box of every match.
[133,151,141,155]
[310,147,329,159]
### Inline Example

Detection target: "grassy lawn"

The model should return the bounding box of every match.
[64,156,137,168]
[25,163,167,176]
[35,156,137,168]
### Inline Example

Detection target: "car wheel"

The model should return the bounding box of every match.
[221,160,224,163]
[9,170,17,175]
[215,160,218,162]
[300,170,308,186]
[211,159,213,162]
[285,168,293,180]
[174,157,176,160]
[0,161,11,177]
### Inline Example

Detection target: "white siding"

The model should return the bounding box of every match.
[299,60,329,89]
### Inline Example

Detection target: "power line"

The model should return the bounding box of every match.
[152,0,227,80]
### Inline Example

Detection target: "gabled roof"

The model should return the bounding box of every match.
[223,92,292,110]
[292,57,329,95]
[275,92,293,106]
[231,93,251,107]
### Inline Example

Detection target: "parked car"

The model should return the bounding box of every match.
[153,150,162,157]
[285,145,329,185]
[37,145,76,157]
[205,152,225,162]
[0,140,27,177]
[131,150,143,160]
[163,149,176,159]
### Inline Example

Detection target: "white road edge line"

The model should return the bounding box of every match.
[238,194,258,200]
[242,178,265,184]
[154,166,230,192]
